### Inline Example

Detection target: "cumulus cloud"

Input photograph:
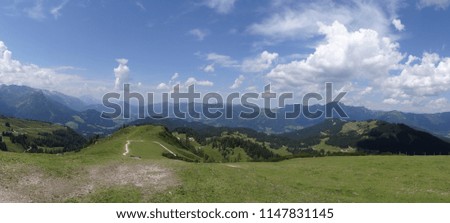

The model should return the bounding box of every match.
[241,51,279,73]
[156,74,213,92]
[260,20,450,112]
[248,1,394,41]
[114,58,130,90]
[266,21,403,92]
[204,0,237,14]
[0,40,107,98]
[185,77,214,87]
[392,18,405,31]
[189,28,209,41]
[230,75,245,89]
[418,0,450,9]
[384,53,450,98]
[156,83,169,90]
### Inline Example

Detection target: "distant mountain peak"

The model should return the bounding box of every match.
[0,84,116,136]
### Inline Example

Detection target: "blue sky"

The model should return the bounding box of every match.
[1,0,450,113]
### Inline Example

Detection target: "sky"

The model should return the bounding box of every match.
[1,0,450,113]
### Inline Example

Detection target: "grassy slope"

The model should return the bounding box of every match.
[0,117,66,136]
[0,117,74,152]
[1,124,450,202]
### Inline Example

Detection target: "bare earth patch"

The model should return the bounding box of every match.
[0,162,178,202]
[88,163,178,191]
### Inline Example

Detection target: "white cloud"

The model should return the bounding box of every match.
[246,86,257,91]
[185,77,214,87]
[230,75,245,89]
[0,40,108,98]
[50,0,69,19]
[170,72,179,81]
[241,51,279,73]
[203,64,215,73]
[383,98,400,105]
[189,28,209,41]
[156,83,169,90]
[157,74,213,92]
[204,0,237,14]
[266,21,403,91]
[206,53,238,68]
[204,51,278,72]
[428,98,449,110]
[418,0,450,9]
[360,86,373,95]
[259,20,450,112]
[114,58,130,90]
[248,1,394,41]
[197,80,214,86]
[392,18,405,31]
[25,0,46,21]
[384,53,450,98]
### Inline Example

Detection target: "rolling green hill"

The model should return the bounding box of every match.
[139,118,450,157]
[2,124,450,203]
[0,116,87,153]
[281,119,450,155]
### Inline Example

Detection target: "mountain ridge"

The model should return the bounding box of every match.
[0,84,116,136]
[1,84,450,138]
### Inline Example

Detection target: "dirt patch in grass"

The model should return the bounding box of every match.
[0,162,178,202]
[87,163,178,191]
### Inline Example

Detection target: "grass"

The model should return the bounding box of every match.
[270,146,292,156]
[150,155,450,202]
[312,138,343,153]
[3,137,24,152]
[341,120,378,135]
[202,144,226,162]
[0,117,65,136]
[0,117,78,153]
[76,186,144,203]
[2,124,450,202]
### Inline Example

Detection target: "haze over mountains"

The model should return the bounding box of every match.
[0,85,116,136]
[1,84,450,139]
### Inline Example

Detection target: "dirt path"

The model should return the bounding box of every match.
[153,141,177,156]
[123,140,131,156]
[122,140,144,156]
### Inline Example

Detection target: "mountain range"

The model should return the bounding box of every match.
[132,102,450,138]
[0,84,116,136]
[1,84,450,139]
[1,84,450,157]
